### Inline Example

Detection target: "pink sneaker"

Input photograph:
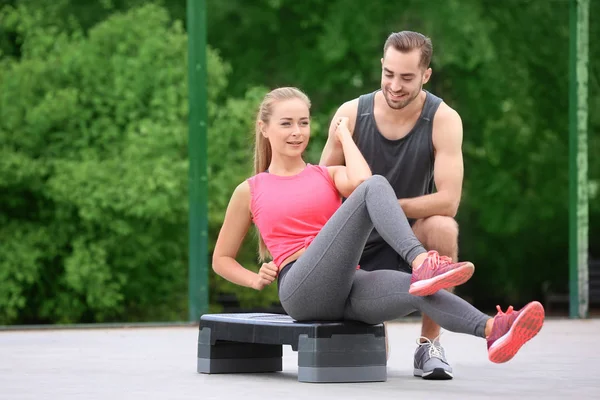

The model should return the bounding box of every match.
[408,251,475,296]
[487,301,545,363]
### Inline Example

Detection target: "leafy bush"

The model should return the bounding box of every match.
[0,3,277,324]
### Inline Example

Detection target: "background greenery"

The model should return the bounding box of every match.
[0,0,598,324]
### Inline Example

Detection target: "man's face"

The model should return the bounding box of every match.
[380,47,431,110]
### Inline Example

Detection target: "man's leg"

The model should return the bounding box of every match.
[411,215,459,380]
[413,216,460,338]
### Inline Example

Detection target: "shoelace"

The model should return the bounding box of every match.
[426,251,453,269]
[496,305,515,315]
[416,335,445,360]
[489,305,517,340]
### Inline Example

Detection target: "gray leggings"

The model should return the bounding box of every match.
[278,175,489,338]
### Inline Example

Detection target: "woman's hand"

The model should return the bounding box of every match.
[334,117,351,143]
[328,116,372,198]
[252,261,278,290]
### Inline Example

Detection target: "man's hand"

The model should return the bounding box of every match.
[252,261,278,291]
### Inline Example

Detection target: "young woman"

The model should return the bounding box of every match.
[212,87,544,364]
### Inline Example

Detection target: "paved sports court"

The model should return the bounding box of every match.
[1,318,599,399]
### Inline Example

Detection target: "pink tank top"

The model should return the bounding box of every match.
[248,164,342,268]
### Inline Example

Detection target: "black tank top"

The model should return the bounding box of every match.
[353,89,443,253]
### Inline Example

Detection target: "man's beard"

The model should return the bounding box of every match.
[383,85,422,110]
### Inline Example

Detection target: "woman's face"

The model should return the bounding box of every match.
[262,98,311,158]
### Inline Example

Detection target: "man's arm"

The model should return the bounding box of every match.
[399,105,464,219]
[319,99,359,167]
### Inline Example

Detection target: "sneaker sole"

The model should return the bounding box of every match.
[408,263,475,296]
[414,368,453,380]
[488,301,545,364]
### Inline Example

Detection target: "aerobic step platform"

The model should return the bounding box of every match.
[197,313,387,383]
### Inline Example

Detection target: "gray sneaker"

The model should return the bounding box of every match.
[413,336,453,380]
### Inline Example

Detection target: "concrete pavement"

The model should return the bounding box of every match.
[1,318,599,400]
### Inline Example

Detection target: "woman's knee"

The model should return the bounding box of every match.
[365,174,388,184]
[363,174,391,190]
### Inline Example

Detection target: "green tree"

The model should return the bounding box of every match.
[0,3,277,324]
[1,0,598,323]
[206,0,600,306]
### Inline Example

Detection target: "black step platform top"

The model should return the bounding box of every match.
[199,313,384,350]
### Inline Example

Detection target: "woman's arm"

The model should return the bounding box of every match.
[212,181,273,290]
[328,117,372,198]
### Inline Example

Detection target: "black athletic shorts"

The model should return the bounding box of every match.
[358,241,412,273]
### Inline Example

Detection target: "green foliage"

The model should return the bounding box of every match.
[0,0,598,324]
[207,0,600,305]
[0,3,278,324]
